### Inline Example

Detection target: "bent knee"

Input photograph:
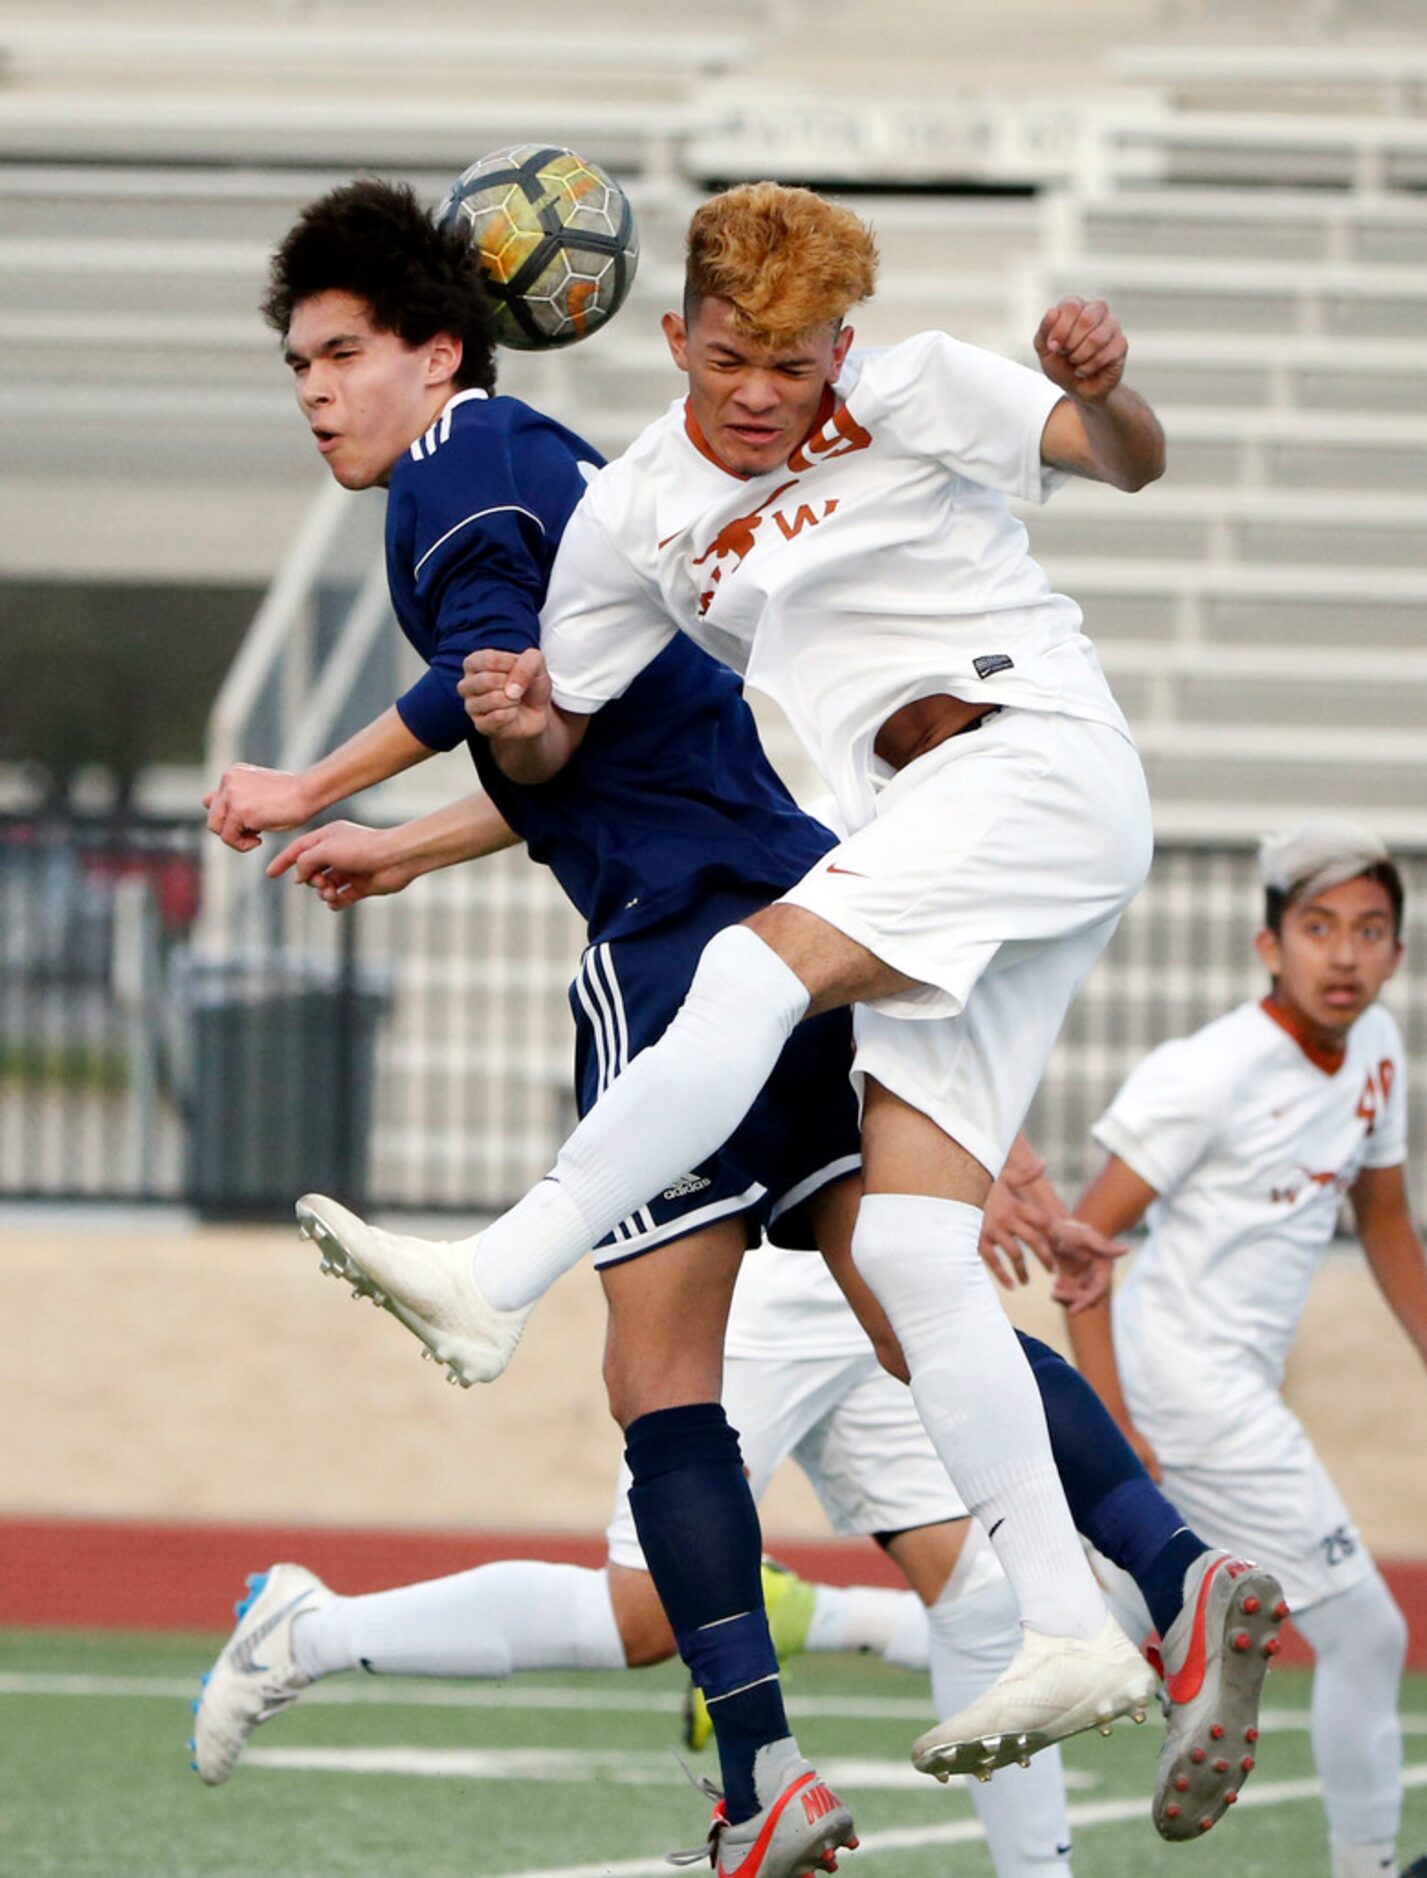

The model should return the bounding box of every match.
[1366,1582,1411,1673]
[1306,1570,1409,1679]
[607,1566,675,1667]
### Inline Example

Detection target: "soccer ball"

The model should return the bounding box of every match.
[439,144,639,351]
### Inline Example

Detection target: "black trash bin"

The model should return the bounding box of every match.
[184,951,388,1216]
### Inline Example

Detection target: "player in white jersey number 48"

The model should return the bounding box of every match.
[1059,819,1427,1878]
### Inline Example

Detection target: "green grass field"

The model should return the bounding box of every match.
[2,1627,1424,1877]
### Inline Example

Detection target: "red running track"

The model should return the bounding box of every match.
[2,1516,1424,1669]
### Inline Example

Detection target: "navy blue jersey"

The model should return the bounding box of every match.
[385,390,836,942]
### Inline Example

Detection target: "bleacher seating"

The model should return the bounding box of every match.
[2,2,1426,835]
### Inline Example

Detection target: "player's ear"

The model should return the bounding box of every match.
[662,311,689,371]
[427,332,462,388]
[1254,926,1282,979]
[831,323,855,372]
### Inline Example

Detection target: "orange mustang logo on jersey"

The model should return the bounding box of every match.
[691,479,797,613]
[1269,1165,1352,1205]
[691,479,841,615]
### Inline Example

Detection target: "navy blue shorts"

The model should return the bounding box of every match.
[570,889,862,1266]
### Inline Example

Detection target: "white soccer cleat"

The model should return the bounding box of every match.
[1153,1551,1287,1840]
[296,1193,531,1386]
[911,1612,1157,1783]
[191,1563,330,1785]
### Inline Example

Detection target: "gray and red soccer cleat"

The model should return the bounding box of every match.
[1153,1550,1287,1841]
[296,1192,530,1386]
[911,1611,1156,1782]
[668,1744,858,1878]
[191,1563,331,1785]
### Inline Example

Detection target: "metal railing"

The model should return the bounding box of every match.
[3,813,1424,1223]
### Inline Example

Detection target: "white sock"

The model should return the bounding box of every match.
[929,1577,1074,1874]
[884,1589,934,1671]
[290,1561,626,1681]
[1331,1845,1399,1878]
[1296,1571,1407,1858]
[472,926,809,1311]
[852,1194,1104,1641]
[806,1584,921,1660]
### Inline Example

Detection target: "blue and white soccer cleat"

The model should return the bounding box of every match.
[910,1612,1156,1783]
[669,1743,858,1878]
[1153,1551,1287,1841]
[296,1193,531,1386]
[192,1563,331,1785]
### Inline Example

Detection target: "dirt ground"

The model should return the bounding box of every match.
[2,1217,1425,1557]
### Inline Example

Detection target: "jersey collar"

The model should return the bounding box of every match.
[681,385,838,481]
[1259,995,1347,1076]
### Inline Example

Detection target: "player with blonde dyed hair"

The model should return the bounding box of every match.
[682,181,878,344]
[301,179,1197,1872]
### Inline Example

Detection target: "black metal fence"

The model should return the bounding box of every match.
[2,811,1424,1221]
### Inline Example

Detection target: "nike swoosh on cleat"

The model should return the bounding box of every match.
[718,1771,822,1878]
[1166,1556,1231,1706]
[230,1591,316,1677]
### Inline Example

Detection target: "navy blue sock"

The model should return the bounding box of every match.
[1019,1333,1211,1638]
[625,1403,788,1824]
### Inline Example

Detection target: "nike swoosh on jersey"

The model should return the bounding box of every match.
[825,863,868,878]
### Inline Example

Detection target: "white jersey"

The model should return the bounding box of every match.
[541,332,1130,834]
[1103,999,1408,1463]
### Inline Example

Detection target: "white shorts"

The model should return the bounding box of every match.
[1148,1394,1371,1615]
[780,710,1153,1178]
[605,1345,966,1571]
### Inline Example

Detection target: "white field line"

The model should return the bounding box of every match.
[0,1672,901,1718]
[492,1765,1427,1878]
[0,1672,1425,1737]
[242,1744,1098,1793]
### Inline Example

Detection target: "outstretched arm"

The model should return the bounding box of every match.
[204,706,435,853]
[980,1132,1131,1299]
[1062,1153,1162,1478]
[1035,296,1166,493]
[267,790,521,907]
[1352,1163,1427,1370]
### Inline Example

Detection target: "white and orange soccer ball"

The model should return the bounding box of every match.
[439,144,639,351]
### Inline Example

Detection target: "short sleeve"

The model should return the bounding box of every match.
[540,498,676,714]
[389,407,595,753]
[869,332,1067,506]
[395,505,547,752]
[1092,1036,1225,1198]
[1362,1013,1410,1169]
